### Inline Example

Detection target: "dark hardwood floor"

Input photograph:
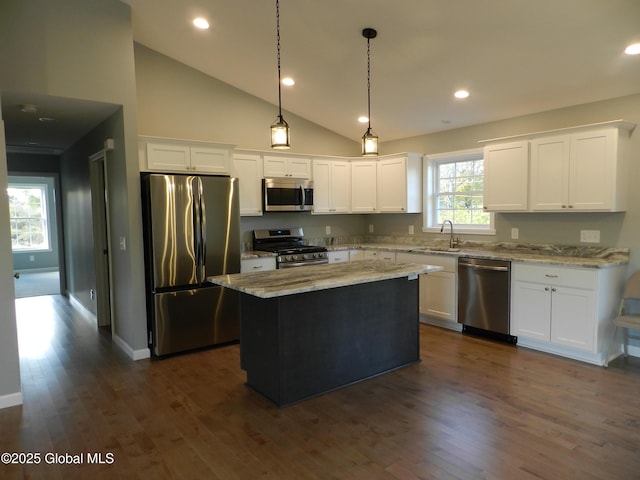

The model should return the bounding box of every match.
[2,295,639,479]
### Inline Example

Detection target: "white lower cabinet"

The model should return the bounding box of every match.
[348,249,364,261]
[241,257,276,273]
[511,262,625,365]
[395,252,459,331]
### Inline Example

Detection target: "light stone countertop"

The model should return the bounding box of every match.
[324,242,629,269]
[208,260,442,298]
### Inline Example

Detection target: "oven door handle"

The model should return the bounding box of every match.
[279,259,328,268]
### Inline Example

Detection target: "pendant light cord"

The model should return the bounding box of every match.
[276,0,283,119]
[367,36,371,131]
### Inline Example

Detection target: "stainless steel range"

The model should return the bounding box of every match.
[253,228,328,268]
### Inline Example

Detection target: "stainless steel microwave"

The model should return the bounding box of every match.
[263,178,314,212]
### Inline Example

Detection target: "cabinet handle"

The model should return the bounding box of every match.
[483,206,488,210]
[544,274,558,278]
[562,205,567,208]
[253,265,264,270]
[551,287,557,292]
[545,287,550,291]
[568,205,574,208]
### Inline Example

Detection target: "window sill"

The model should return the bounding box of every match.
[422,227,496,236]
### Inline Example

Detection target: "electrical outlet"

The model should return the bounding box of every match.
[580,230,600,243]
[325,225,331,235]
[511,228,519,240]
[369,224,374,233]
[119,236,127,251]
[408,225,414,235]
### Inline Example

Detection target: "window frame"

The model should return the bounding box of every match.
[423,148,495,235]
[8,183,52,252]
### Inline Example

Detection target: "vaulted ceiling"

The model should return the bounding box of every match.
[3,0,640,154]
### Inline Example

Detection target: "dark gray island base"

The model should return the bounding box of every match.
[208,261,442,407]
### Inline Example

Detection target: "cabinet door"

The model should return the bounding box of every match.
[377,157,407,212]
[530,135,570,211]
[351,161,377,212]
[551,286,596,351]
[190,146,230,174]
[419,271,456,321]
[511,281,551,341]
[263,156,288,177]
[330,161,351,213]
[146,142,190,171]
[348,250,364,261]
[363,250,378,261]
[287,158,311,179]
[483,141,529,211]
[312,161,331,213]
[232,153,263,216]
[569,129,615,210]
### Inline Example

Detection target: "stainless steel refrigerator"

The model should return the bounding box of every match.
[141,173,241,356]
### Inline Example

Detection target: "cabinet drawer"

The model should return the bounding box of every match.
[328,251,349,264]
[512,263,596,289]
[241,257,276,273]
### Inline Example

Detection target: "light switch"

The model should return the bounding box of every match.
[325,225,331,235]
[580,230,600,243]
[408,225,414,235]
[511,228,519,240]
[119,236,127,251]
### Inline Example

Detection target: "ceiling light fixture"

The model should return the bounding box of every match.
[625,43,640,55]
[270,0,290,149]
[361,27,378,156]
[193,17,210,30]
[454,90,470,99]
[282,77,295,86]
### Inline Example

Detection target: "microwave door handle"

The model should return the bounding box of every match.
[300,185,305,211]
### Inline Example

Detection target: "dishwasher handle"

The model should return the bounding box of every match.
[458,262,509,272]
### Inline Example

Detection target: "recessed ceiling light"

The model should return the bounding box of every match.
[281,77,295,86]
[625,43,640,55]
[358,116,369,123]
[454,90,470,99]
[193,17,210,30]
[39,117,56,122]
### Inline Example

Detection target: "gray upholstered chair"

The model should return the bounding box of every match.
[605,271,640,367]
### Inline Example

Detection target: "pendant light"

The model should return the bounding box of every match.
[271,0,290,149]
[362,27,378,156]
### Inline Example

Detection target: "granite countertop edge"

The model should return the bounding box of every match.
[209,261,442,298]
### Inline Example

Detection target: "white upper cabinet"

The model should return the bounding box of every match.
[375,153,422,213]
[350,160,378,213]
[232,152,264,216]
[531,127,628,211]
[483,141,529,211]
[312,159,351,214]
[482,120,634,213]
[263,155,311,179]
[140,138,233,174]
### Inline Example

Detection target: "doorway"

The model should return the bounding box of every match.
[89,150,113,331]
[9,174,64,299]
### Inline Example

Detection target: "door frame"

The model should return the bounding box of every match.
[89,149,114,332]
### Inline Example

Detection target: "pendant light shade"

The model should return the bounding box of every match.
[271,0,290,149]
[362,27,378,156]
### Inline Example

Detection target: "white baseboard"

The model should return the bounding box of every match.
[0,391,23,410]
[113,334,150,361]
[68,294,97,324]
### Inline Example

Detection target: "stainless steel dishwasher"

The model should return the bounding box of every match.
[458,257,516,343]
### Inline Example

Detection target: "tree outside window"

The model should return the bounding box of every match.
[8,185,50,251]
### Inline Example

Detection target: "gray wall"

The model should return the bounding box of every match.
[0,0,148,406]
[134,44,361,156]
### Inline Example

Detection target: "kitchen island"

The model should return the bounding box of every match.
[208,261,442,407]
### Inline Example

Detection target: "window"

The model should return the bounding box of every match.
[424,148,495,234]
[8,184,51,251]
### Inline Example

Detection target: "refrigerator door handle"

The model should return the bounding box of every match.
[199,178,207,283]
[191,177,205,284]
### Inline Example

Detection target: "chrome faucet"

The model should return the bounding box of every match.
[440,220,458,248]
